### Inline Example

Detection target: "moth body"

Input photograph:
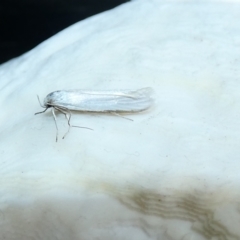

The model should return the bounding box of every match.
[35,87,154,141]
[44,88,153,112]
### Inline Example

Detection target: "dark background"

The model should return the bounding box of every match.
[0,0,129,64]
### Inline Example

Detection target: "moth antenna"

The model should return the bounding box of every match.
[37,95,45,108]
[35,107,49,115]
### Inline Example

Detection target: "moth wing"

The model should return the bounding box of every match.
[48,88,154,112]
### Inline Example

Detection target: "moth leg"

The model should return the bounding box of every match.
[55,107,93,139]
[55,107,72,139]
[110,112,133,121]
[51,107,59,142]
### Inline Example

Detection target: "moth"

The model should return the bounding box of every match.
[35,87,153,141]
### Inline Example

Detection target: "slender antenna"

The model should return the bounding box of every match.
[51,107,58,142]
[35,107,48,115]
[37,95,45,108]
[35,95,48,115]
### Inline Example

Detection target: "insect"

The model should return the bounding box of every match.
[35,87,153,141]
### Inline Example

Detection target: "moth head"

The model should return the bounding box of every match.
[43,96,52,107]
[44,90,62,107]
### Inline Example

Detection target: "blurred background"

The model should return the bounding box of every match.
[0,0,129,64]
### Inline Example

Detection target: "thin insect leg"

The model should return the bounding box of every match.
[110,112,133,121]
[55,107,93,139]
[72,125,93,131]
[55,107,72,139]
[35,107,49,115]
[68,110,93,131]
[55,107,69,121]
[51,107,58,142]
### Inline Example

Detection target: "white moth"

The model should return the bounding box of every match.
[35,87,153,141]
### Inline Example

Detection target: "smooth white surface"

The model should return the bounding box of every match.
[0,0,240,239]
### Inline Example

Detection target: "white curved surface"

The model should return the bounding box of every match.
[0,0,240,239]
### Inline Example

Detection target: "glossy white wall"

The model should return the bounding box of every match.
[0,0,240,239]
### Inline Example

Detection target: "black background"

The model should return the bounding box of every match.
[0,0,129,64]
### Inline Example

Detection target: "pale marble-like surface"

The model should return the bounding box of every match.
[0,0,240,239]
